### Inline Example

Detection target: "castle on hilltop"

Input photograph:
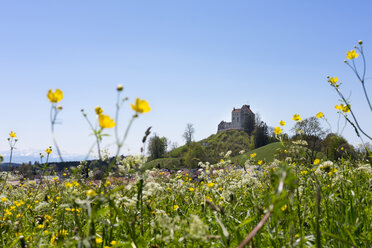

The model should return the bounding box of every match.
[217,105,255,133]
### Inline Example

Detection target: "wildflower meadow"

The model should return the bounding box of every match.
[0,42,371,248]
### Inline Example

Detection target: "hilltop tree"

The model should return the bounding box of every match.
[244,114,256,135]
[148,134,168,160]
[254,121,269,148]
[292,117,327,162]
[183,123,195,144]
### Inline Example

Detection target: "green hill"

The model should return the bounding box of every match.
[233,142,281,165]
[143,130,280,170]
[168,130,253,160]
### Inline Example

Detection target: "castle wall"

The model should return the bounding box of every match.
[218,105,254,133]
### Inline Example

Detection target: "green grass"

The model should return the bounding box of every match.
[234,142,281,165]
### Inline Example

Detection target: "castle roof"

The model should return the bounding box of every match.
[232,105,254,114]
[241,105,254,114]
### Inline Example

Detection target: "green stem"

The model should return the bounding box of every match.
[50,105,64,162]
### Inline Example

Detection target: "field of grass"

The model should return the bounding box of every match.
[0,150,371,247]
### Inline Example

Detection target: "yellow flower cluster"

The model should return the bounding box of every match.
[328,168,338,177]
[9,131,17,138]
[95,106,116,129]
[335,104,350,113]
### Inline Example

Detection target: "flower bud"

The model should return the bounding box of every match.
[57,106,63,110]
[117,84,124,91]
[358,40,363,45]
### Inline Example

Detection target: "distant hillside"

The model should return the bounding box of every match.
[143,130,279,170]
[233,142,281,165]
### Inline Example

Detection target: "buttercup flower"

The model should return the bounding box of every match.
[328,77,338,85]
[131,98,151,113]
[274,127,282,135]
[279,120,286,126]
[86,189,97,197]
[313,159,320,165]
[45,148,52,154]
[99,114,116,129]
[346,49,359,60]
[47,89,63,103]
[250,153,256,158]
[335,104,350,113]
[316,112,324,118]
[9,131,17,138]
[292,114,302,122]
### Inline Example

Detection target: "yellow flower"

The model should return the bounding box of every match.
[95,106,103,115]
[189,187,195,192]
[292,114,302,122]
[9,131,17,138]
[99,114,116,129]
[300,170,308,175]
[335,104,350,113]
[313,159,320,165]
[279,120,286,126]
[110,240,117,245]
[346,49,359,60]
[47,89,63,103]
[250,153,257,158]
[274,127,282,135]
[96,237,103,244]
[328,77,338,85]
[37,224,44,229]
[281,204,287,211]
[86,189,97,197]
[1,197,7,202]
[173,205,179,211]
[207,182,215,188]
[258,160,263,165]
[342,104,350,113]
[45,148,52,154]
[316,112,324,118]
[130,98,151,113]
[50,235,56,245]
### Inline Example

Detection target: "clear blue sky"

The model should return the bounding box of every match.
[1,0,372,162]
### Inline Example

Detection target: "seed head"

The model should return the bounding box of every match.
[117,84,124,91]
